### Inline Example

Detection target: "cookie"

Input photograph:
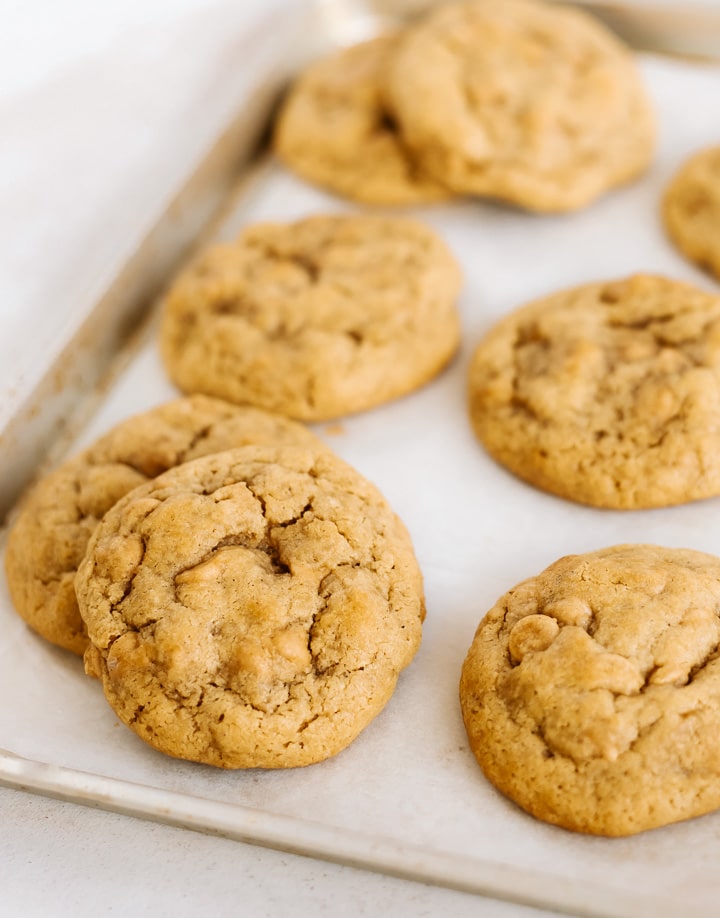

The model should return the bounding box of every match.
[274,35,449,205]
[664,146,720,282]
[4,395,324,656]
[160,214,462,420]
[468,274,720,509]
[385,0,655,212]
[76,445,425,769]
[460,544,720,836]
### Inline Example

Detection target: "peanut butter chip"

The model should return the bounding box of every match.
[273,623,312,668]
[460,545,720,836]
[543,596,592,628]
[508,614,559,662]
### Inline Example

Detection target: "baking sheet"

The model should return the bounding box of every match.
[3,50,720,917]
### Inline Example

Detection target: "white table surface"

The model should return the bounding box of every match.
[0,786,561,918]
[1,1,717,915]
[0,0,558,913]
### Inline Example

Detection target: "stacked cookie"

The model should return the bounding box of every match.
[273,35,450,206]
[76,444,426,769]
[5,397,427,768]
[5,396,326,656]
[276,0,655,211]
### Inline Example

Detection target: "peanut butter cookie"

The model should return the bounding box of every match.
[5,395,324,655]
[664,146,720,282]
[468,274,720,509]
[460,544,720,836]
[274,35,449,205]
[160,214,462,420]
[386,0,654,212]
[76,446,425,769]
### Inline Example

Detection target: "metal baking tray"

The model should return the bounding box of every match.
[3,2,720,915]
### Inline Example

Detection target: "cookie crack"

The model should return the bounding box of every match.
[208,680,284,716]
[178,422,216,461]
[509,391,540,422]
[209,293,258,320]
[607,312,678,331]
[297,711,322,734]
[531,721,580,769]
[255,538,292,575]
[244,480,317,536]
[687,638,720,685]
[37,569,77,587]
[108,535,148,615]
[272,502,314,530]
[129,704,145,725]
[623,708,665,755]
[252,238,323,285]
[244,480,269,518]
[288,252,320,283]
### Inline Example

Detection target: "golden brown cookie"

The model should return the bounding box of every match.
[76,446,425,769]
[274,35,450,205]
[468,274,720,509]
[460,544,720,836]
[4,395,324,656]
[385,0,655,212]
[160,214,462,420]
[664,146,720,281]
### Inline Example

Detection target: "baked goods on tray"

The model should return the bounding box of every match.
[468,274,720,509]
[160,214,462,420]
[460,544,720,835]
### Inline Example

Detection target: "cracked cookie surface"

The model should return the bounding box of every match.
[4,395,324,655]
[664,146,720,282]
[385,0,654,212]
[460,544,720,836]
[274,35,450,205]
[468,274,720,509]
[160,214,462,420]
[75,445,425,768]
